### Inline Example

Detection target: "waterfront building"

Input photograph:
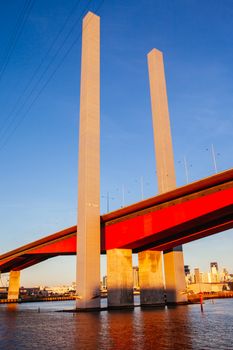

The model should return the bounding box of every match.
[187,282,227,293]
[184,265,192,285]
[210,262,219,271]
[184,265,190,275]
[194,268,202,283]
[210,264,219,282]
[202,272,211,283]
[220,268,229,282]
[44,285,76,296]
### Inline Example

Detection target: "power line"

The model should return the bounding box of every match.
[0,0,105,151]
[0,0,30,78]
[0,0,84,134]
[0,0,34,83]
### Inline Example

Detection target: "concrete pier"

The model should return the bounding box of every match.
[8,271,20,300]
[138,251,165,306]
[76,12,101,310]
[164,246,187,304]
[107,249,134,309]
[147,48,187,304]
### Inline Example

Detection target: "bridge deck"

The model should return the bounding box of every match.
[0,169,232,273]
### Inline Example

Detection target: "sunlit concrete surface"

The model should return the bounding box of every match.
[138,251,165,306]
[107,249,134,308]
[8,271,20,300]
[164,247,187,304]
[147,48,187,304]
[76,12,101,309]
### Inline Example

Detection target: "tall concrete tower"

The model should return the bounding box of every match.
[147,48,187,304]
[76,12,100,310]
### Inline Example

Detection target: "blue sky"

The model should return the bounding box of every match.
[0,0,232,287]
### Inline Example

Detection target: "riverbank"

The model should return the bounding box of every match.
[188,291,233,303]
[1,291,233,304]
[0,296,76,304]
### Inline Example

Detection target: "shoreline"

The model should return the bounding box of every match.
[188,291,233,303]
[1,291,233,305]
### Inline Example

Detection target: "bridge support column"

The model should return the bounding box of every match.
[138,251,165,306]
[76,12,101,310]
[147,48,187,305]
[8,271,20,300]
[107,249,134,309]
[164,246,187,304]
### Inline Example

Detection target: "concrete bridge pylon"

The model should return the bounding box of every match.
[146,48,187,304]
[76,12,187,310]
[76,12,101,310]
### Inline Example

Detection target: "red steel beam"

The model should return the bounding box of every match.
[12,256,52,271]
[150,217,233,252]
[29,235,76,255]
[101,168,233,223]
[0,169,232,273]
[0,226,77,262]
[104,187,233,250]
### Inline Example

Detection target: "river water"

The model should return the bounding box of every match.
[0,298,232,349]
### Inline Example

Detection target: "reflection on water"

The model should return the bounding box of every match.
[0,299,232,349]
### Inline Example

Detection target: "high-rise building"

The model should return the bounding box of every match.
[202,272,211,283]
[194,268,202,283]
[220,268,229,282]
[184,265,192,285]
[210,262,219,282]
[210,262,218,271]
[184,265,190,275]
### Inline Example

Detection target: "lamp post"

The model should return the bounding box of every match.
[206,144,219,174]
[178,157,192,184]
[211,144,218,174]
[102,191,114,213]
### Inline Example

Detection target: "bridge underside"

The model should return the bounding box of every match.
[0,169,232,274]
[0,228,77,273]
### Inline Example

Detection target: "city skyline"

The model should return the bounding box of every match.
[0,0,232,287]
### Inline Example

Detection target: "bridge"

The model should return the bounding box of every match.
[1,168,232,289]
[1,12,232,309]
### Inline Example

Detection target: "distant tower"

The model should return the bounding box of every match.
[194,268,201,283]
[210,262,218,271]
[184,265,190,276]
[210,262,219,283]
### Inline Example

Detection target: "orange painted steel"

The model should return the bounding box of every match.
[0,169,232,273]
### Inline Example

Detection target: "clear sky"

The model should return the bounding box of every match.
[0,0,232,287]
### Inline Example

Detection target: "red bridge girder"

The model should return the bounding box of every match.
[104,186,233,251]
[0,169,232,273]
